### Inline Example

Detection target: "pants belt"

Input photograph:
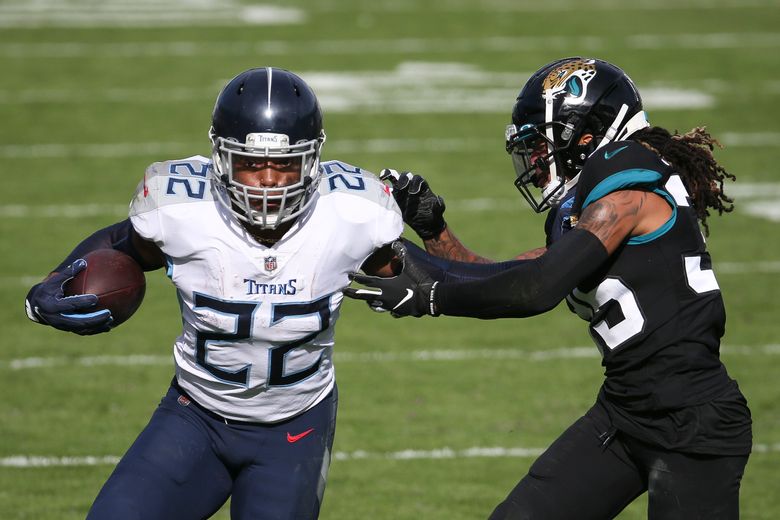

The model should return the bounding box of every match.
[171,377,265,427]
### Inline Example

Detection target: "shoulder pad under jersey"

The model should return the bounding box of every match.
[130,156,216,217]
[573,141,674,215]
[318,160,396,207]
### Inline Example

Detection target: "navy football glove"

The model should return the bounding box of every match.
[25,259,113,335]
[344,241,439,318]
[380,169,446,240]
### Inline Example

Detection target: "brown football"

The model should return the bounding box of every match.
[65,249,146,327]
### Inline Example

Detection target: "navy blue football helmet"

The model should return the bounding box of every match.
[506,57,649,212]
[209,67,326,228]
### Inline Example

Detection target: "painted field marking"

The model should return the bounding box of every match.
[1,62,774,113]
[3,257,780,291]
[2,344,779,372]
[0,1,304,28]
[2,32,779,56]
[1,180,778,225]
[312,1,778,13]
[1,134,779,162]
[3,442,779,467]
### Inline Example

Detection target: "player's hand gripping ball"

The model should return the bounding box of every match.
[65,249,146,327]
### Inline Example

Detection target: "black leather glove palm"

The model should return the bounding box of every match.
[380,169,446,240]
[344,241,439,318]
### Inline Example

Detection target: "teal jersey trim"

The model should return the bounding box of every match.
[626,188,677,244]
[581,168,663,210]
[580,168,676,245]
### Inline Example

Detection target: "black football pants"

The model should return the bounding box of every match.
[489,401,748,520]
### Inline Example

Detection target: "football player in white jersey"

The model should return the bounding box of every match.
[25,67,403,519]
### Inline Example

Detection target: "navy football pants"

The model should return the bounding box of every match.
[489,400,748,520]
[87,383,337,520]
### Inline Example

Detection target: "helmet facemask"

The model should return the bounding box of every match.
[506,118,585,213]
[210,129,326,229]
[506,57,649,213]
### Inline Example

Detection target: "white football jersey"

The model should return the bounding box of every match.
[129,156,403,422]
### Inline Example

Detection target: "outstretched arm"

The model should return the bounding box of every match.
[422,226,546,262]
[346,189,660,319]
[380,169,545,263]
[434,189,661,317]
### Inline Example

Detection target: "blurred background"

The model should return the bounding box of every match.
[1,0,778,518]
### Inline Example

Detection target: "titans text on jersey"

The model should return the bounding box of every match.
[130,157,403,423]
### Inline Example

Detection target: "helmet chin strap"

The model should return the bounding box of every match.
[615,109,650,141]
[543,105,650,209]
[594,103,629,152]
[542,88,562,204]
[594,106,650,152]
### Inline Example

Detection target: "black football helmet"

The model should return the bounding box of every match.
[209,67,326,228]
[505,57,649,212]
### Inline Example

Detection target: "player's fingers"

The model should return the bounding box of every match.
[407,174,427,195]
[54,293,100,313]
[38,259,89,299]
[368,302,389,313]
[343,286,383,301]
[379,168,401,184]
[390,240,407,259]
[41,261,84,292]
[53,309,113,333]
[61,258,88,279]
[75,325,113,336]
[348,272,385,285]
[391,171,411,191]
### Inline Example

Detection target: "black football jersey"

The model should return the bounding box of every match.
[565,141,751,454]
[544,190,576,246]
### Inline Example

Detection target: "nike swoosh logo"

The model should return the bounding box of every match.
[287,428,315,443]
[604,145,628,160]
[393,289,414,311]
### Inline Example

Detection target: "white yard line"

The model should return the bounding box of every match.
[0,85,718,112]
[1,345,778,371]
[2,32,780,57]
[3,259,778,293]
[312,0,777,12]
[0,61,777,115]
[1,133,779,163]
[3,442,779,467]
[1,177,779,226]
[0,3,304,28]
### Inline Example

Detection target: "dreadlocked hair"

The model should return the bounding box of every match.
[632,126,736,235]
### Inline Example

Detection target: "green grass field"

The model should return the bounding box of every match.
[1,0,779,518]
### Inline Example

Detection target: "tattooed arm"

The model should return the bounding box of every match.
[428,189,670,318]
[576,189,670,254]
[348,189,669,319]
[422,227,547,263]
[421,227,493,263]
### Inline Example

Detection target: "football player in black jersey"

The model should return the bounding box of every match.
[345,57,752,519]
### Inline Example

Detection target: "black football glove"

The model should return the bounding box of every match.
[25,259,113,335]
[380,169,446,240]
[344,241,439,318]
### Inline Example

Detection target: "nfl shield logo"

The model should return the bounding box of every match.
[264,256,277,272]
